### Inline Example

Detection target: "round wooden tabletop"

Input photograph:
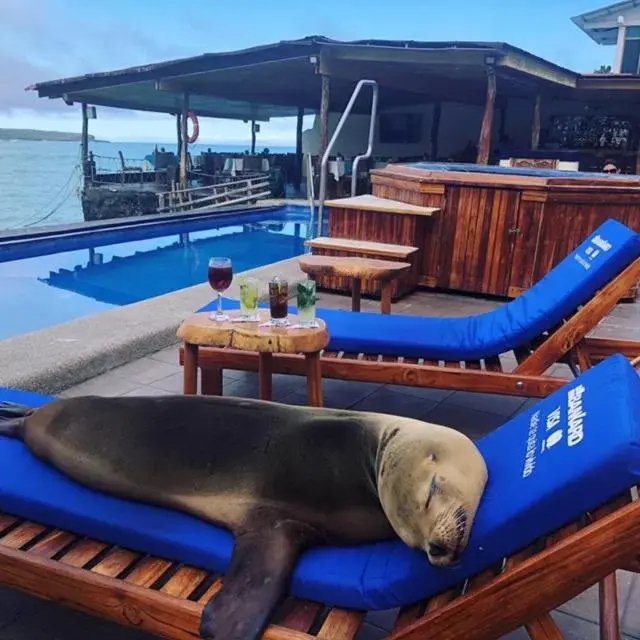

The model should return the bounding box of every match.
[298,255,411,281]
[177,310,329,354]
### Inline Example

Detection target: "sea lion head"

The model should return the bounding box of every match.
[374,417,488,567]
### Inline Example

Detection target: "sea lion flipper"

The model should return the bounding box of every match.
[200,519,315,640]
[0,402,35,439]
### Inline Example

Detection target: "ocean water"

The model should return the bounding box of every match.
[0,140,294,232]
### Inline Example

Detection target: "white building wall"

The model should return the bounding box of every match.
[301,101,503,162]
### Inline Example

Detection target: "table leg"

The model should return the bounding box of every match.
[183,342,199,395]
[306,351,323,407]
[259,352,273,401]
[201,367,223,396]
[381,281,392,314]
[352,278,362,312]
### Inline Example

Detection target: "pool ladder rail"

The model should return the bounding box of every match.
[316,79,379,236]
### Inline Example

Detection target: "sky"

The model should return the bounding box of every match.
[0,0,619,145]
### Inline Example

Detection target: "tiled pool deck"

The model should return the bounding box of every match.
[1,286,639,639]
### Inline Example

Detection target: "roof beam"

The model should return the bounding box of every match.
[498,52,577,88]
[61,92,274,121]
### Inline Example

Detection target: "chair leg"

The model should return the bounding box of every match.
[599,573,621,640]
[525,613,565,639]
[572,348,621,640]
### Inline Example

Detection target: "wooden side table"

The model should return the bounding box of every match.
[298,255,412,314]
[176,311,329,406]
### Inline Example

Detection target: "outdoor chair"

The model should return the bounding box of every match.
[0,354,639,639]
[183,218,640,399]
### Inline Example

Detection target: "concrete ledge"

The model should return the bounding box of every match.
[0,256,307,394]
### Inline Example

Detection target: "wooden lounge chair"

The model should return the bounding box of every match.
[180,220,640,399]
[1,354,640,640]
[0,495,638,639]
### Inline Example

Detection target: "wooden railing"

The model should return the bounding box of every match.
[157,173,271,213]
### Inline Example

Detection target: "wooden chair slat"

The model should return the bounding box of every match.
[0,514,18,535]
[90,547,140,577]
[58,538,110,568]
[197,576,223,603]
[514,346,531,364]
[316,609,365,640]
[484,356,503,372]
[159,565,208,598]
[29,529,78,559]
[465,568,498,592]
[274,598,325,633]
[124,556,174,588]
[0,521,47,550]
[393,603,425,633]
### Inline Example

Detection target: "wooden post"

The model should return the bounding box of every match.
[176,113,182,166]
[319,75,330,164]
[180,94,189,191]
[296,106,304,193]
[430,101,441,160]
[250,120,256,155]
[532,94,541,150]
[81,103,90,185]
[476,67,497,165]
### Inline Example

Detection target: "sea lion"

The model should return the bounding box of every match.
[0,394,488,640]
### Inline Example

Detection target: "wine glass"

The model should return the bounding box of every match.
[208,257,233,321]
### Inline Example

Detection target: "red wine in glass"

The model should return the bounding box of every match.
[208,257,233,320]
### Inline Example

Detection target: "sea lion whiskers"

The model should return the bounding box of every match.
[372,416,487,567]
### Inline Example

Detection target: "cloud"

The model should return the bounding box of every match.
[0,0,200,114]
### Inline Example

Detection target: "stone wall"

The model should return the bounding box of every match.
[82,186,159,222]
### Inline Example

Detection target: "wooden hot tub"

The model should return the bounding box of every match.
[326,162,640,299]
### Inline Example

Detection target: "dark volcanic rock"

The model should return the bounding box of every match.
[82,187,159,221]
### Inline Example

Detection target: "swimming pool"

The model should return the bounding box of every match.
[0,204,315,340]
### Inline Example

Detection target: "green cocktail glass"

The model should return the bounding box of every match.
[296,279,317,326]
[239,276,260,320]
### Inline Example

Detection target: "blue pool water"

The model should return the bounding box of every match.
[0,205,315,340]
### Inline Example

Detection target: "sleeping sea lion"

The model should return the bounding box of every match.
[0,394,488,640]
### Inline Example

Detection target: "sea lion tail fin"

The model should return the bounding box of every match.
[0,401,34,440]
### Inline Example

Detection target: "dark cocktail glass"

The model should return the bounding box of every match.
[268,276,288,325]
[208,257,233,321]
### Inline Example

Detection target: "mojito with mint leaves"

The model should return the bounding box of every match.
[238,276,260,320]
[296,279,317,326]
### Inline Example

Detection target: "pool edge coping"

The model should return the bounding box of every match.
[0,256,308,394]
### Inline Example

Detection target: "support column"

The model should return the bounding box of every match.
[430,101,441,160]
[180,94,189,190]
[250,120,256,154]
[176,113,182,164]
[296,106,304,193]
[319,75,330,163]
[476,67,497,165]
[615,17,627,74]
[531,93,541,150]
[81,103,90,185]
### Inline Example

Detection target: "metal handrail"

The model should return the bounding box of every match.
[305,152,315,243]
[316,79,379,236]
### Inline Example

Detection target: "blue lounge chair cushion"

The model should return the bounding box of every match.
[0,354,639,610]
[304,218,639,361]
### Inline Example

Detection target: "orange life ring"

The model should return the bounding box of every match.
[186,112,199,144]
